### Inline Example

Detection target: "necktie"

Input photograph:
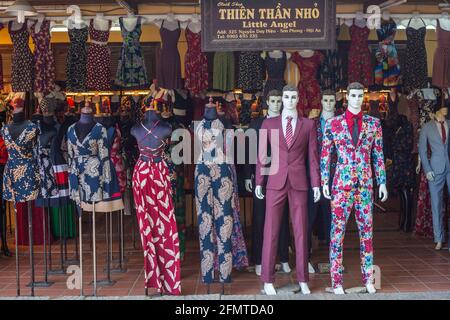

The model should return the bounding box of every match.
[286,116,293,148]
[352,116,359,146]
[441,121,446,144]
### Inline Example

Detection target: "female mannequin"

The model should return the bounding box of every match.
[187,13,201,33]
[0,110,9,256]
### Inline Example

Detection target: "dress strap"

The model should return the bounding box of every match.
[139,120,161,143]
[161,19,165,29]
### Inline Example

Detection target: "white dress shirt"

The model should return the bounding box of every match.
[435,120,449,142]
[281,113,297,139]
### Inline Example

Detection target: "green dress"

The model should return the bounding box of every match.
[213,52,235,91]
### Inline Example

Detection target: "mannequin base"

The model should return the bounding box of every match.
[435,242,442,250]
[366,283,376,294]
[255,265,261,276]
[27,281,54,288]
[263,283,277,295]
[333,286,345,294]
[281,262,291,273]
[308,262,315,274]
[299,282,311,295]
[90,279,116,286]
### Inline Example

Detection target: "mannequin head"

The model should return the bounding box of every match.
[282,85,299,112]
[346,82,365,114]
[266,90,282,115]
[434,105,448,120]
[321,89,336,113]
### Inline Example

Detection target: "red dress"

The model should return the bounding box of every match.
[291,51,324,117]
[184,28,208,95]
[0,23,3,90]
[110,125,126,193]
[348,24,374,87]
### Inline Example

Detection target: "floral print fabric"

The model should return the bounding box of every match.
[262,52,287,107]
[348,24,374,88]
[404,22,428,90]
[237,51,264,92]
[375,19,401,87]
[31,20,55,95]
[8,20,33,92]
[184,28,208,95]
[66,24,88,92]
[0,23,3,90]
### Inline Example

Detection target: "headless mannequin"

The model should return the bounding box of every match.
[255,89,321,296]
[297,49,315,58]
[155,13,182,31]
[75,105,96,142]
[122,12,143,32]
[131,109,171,155]
[0,111,9,256]
[187,14,201,33]
[40,115,58,147]
[408,11,427,30]
[93,13,110,31]
[261,50,291,60]
[440,12,450,31]
[10,112,29,140]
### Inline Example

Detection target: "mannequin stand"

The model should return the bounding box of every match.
[206,283,225,295]
[78,207,84,297]
[98,212,115,286]
[13,204,20,296]
[48,206,65,275]
[64,204,80,265]
[111,210,127,273]
[24,202,35,296]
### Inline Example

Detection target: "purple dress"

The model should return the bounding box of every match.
[31,20,55,95]
[156,20,182,89]
[8,20,33,92]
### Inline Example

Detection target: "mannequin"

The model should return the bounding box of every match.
[255,85,321,295]
[122,12,147,32]
[321,82,388,295]
[0,110,9,256]
[93,12,110,31]
[187,13,201,33]
[154,13,183,31]
[75,102,96,142]
[131,98,181,295]
[419,104,450,251]
[244,91,291,276]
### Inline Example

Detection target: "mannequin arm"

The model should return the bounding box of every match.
[418,126,434,178]
[379,184,388,202]
[313,187,321,203]
[255,121,270,187]
[416,154,421,174]
[255,185,264,199]
[371,120,387,187]
[308,120,321,192]
[245,179,253,193]
[323,185,331,200]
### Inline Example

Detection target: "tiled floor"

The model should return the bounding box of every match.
[0,198,450,298]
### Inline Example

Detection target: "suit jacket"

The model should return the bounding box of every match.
[255,115,320,191]
[321,114,386,192]
[419,120,450,175]
[244,116,265,181]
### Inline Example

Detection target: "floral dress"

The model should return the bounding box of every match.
[320,27,344,91]
[1,122,41,203]
[375,19,401,87]
[184,28,208,95]
[237,51,264,92]
[404,19,428,90]
[262,52,287,107]
[0,23,3,90]
[348,23,374,87]
[8,20,33,92]
[31,20,55,95]
[66,23,88,92]
[115,17,148,88]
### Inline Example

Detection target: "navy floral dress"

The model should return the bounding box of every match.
[67,123,114,206]
[1,122,41,203]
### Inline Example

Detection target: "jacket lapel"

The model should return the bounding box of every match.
[278,116,288,150]
[289,117,303,149]
[356,115,369,149]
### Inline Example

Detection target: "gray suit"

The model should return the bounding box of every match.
[419,120,450,243]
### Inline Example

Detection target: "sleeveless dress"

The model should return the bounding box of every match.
[66,23,88,92]
[432,20,450,89]
[375,19,401,87]
[31,20,55,95]
[156,20,182,89]
[8,20,33,92]
[0,23,3,90]
[86,19,112,91]
[404,19,428,90]
[115,17,148,88]
[213,52,235,91]
[184,28,208,95]
[262,51,287,107]
[320,27,344,91]
[237,51,264,92]
[348,23,373,87]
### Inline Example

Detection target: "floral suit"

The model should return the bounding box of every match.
[321,114,386,288]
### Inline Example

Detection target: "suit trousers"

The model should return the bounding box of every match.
[261,179,308,283]
[307,191,332,258]
[427,169,450,243]
[251,190,290,265]
[330,186,374,288]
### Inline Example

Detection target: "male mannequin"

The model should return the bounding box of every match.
[244,91,291,276]
[255,85,321,295]
[321,82,388,295]
[419,104,450,251]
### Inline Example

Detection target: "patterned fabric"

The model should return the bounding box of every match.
[115,17,148,88]
[291,51,324,116]
[132,159,181,294]
[262,52,287,107]
[237,51,264,92]
[110,125,126,193]
[86,19,112,91]
[285,117,293,147]
[66,123,114,205]
[348,24,373,87]
[31,20,55,95]
[8,20,33,92]
[184,28,208,95]
[0,23,3,90]
[375,19,401,87]
[66,24,88,92]
[1,122,41,202]
[195,119,233,283]
[432,19,450,89]
[320,28,344,91]
[404,21,428,90]
[391,115,415,189]
[213,52,235,91]
[156,20,182,89]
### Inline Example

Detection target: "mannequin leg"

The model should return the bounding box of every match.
[398,188,407,231]
[13,203,20,296]
[278,203,290,265]
[27,201,35,296]
[321,197,332,246]
[307,189,318,262]
[428,173,446,244]
[251,191,265,273]
[403,189,413,233]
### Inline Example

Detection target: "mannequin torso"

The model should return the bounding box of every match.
[75,113,96,142]
[9,113,29,141]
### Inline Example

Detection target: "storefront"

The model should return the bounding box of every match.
[0,0,449,300]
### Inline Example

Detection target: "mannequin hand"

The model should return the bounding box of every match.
[416,157,421,174]
[313,187,321,203]
[379,184,388,202]
[255,186,264,200]
[323,186,331,200]
[245,179,253,193]
[426,171,435,182]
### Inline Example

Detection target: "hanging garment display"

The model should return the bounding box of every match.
[432,20,450,89]
[0,23,3,91]
[86,19,112,91]
[320,28,344,91]
[184,28,208,95]
[404,19,428,90]
[262,52,287,107]
[8,20,34,92]
[195,118,234,284]
[375,19,401,87]
[237,51,264,92]
[31,20,55,95]
[213,52,235,92]
[391,115,415,190]
[156,20,182,89]
[348,23,373,88]
[66,22,88,92]
[115,17,149,88]
[1,122,41,203]
[110,124,126,193]
[291,51,324,116]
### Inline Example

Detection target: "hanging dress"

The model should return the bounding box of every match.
[110,124,126,193]
[375,19,401,87]
[0,23,4,91]
[66,22,88,92]
[115,17,148,88]
[348,23,373,87]
[8,20,33,92]
[213,52,235,91]
[86,19,112,91]
[237,51,264,92]
[262,51,287,107]
[132,121,181,295]
[320,27,344,91]
[156,20,182,89]
[404,19,428,90]
[31,20,55,95]
[432,19,450,89]
[291,51,324,117]
[184,27,208,95]
[1,122,40,203]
